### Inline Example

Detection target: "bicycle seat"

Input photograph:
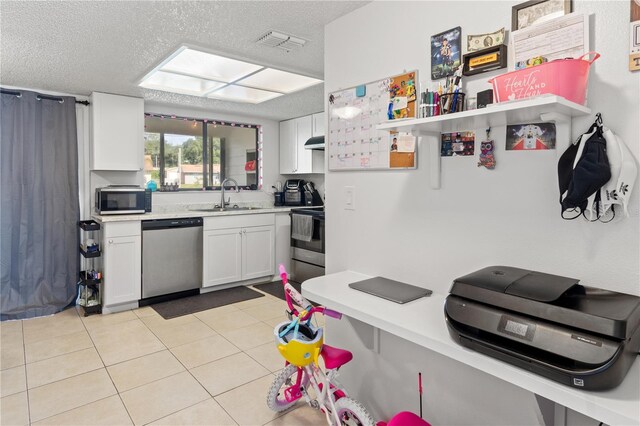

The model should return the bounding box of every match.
[320,344,353,370]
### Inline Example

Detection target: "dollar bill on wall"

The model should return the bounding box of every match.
[467,28,506,52]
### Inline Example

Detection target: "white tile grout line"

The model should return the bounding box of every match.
[135,300,297,425]
[22,320,32,426]
[78,307,137,426]
[8,301,301,426]
[135,304,270,425]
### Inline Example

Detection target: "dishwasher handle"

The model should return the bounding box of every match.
[142,217,203,230]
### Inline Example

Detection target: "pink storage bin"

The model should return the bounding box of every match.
[488,52,600,105]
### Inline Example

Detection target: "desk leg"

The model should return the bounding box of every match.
[344,316,380,354]
[554,403,567,426]
[535,394,568,426]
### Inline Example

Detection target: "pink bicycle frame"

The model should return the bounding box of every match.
[279,264,342,321]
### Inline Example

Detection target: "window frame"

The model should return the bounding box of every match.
[144,113,260,191]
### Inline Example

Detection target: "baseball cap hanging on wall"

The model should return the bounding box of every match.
[601,130,637,218]
[558,114,610,220]
[558,113,637,222]
[599,127,623,217]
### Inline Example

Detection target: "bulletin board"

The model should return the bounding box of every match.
[328,71,417,171]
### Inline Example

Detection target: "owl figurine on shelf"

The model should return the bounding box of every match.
[478,129,496,170]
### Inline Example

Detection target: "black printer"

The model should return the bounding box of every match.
[445,266,640,391]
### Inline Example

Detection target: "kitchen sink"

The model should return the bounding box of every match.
[189,206,263,212]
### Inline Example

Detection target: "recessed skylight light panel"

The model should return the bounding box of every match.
[139,47,322,103]
[208,85,282,104]
[160,48,262,83]
[139,71,225,96]
[235,68,322,93]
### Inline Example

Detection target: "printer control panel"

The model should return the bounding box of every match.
[498,315,536,341]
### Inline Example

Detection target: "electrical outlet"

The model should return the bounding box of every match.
[344,186,355,210]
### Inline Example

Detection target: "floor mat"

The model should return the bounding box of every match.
[254,280,317,307]
[151,286,264,319]
[254,280,302,301]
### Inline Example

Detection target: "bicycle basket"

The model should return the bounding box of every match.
[274,321,323,367]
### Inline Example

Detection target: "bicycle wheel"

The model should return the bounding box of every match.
[266,364,308,412]
[333,397,375,426]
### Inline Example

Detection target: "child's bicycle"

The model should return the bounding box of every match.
[266,265,375,426]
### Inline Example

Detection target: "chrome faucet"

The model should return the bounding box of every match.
[219,178,239,210]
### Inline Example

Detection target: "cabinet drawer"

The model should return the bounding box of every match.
[103,221,141,238]
[204,213,275,231]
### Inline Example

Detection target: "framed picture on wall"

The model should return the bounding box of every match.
[631,0,640,71]
[511,0,572,31]
[431,26,462,80]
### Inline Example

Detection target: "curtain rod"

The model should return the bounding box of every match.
[144,112,260,129]
[0,88,90,105]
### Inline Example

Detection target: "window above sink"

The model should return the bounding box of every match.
[144,113,261,191]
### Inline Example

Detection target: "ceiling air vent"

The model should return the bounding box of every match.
[257,31,307,52]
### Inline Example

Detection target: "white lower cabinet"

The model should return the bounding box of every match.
[203,215,275,288]
[102,222,142,307]
[274,213,291,281]
[203,228,243,287]
[242,226,275,280]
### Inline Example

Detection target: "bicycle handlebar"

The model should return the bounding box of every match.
[279,264,288,283]
[322,308,343,319]
[278,264,342,321]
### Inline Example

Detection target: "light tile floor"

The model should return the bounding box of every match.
[0,287,326,426]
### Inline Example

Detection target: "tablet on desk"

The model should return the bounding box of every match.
[349,277,432,304]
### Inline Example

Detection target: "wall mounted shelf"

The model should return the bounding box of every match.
[376,95,592,189]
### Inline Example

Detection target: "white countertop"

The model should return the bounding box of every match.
[302,271,640,426]
[92,205,321,222]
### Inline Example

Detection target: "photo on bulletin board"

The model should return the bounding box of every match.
[441,131,475,157]
[431,27,462,80]
[388,71,418,120]
[389,132,417,168]
[506,123,556,150]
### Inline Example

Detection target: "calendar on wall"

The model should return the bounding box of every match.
[328,72,417,171]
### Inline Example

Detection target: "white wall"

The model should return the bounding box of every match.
[324,1,639,423]
[326,0,639,296]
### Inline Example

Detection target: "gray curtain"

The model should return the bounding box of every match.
[1,90,79,320]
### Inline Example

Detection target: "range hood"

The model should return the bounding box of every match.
[304,136,325,150]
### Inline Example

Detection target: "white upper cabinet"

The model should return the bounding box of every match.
[90,92,144,171]
[279,119,297,175]
[279,113,322,175]
[312,112,325,137]
[295,115,313,174]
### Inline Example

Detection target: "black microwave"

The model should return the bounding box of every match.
[95,186,151,215]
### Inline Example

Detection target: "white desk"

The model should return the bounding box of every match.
[302,271,640,426]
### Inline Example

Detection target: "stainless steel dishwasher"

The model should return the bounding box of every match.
[141,217,203,302]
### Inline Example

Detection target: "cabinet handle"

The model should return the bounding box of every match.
[243,230,246,234]
[239,231,242,235]
[108,239,113,244]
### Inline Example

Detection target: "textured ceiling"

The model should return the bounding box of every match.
[0,0,368,120]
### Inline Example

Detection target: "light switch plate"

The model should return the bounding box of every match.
[344,186,355,210]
